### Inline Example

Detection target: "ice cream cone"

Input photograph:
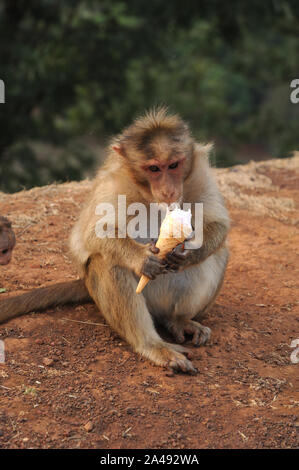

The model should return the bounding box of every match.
[136,207,192,294]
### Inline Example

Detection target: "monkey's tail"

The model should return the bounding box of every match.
[0,280,92,324]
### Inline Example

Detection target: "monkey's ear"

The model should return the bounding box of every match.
[112,145,126,158]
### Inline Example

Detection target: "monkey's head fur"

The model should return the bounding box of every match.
[111,107,195,205]
[0,215,16,265]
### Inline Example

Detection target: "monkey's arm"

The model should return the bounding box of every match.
[186,220,228,266]
[165,180,230,271]
[165,220,228,270]
[86,234,166,279]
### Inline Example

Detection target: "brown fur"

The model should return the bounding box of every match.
[0,280,91,324]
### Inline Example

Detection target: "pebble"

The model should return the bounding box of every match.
[42,357,54,367]
[84,421,94,432]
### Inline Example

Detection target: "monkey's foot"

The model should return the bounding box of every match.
[141,342,197,374]
[166,319,211,346]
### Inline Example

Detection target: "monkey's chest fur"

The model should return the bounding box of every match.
[135,245,227,321]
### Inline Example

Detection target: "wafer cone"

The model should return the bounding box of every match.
[136,208,193,294]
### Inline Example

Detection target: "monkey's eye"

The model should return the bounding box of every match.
[168,161,179,169]
[148,165,160,172]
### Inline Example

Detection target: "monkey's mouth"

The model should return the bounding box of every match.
[153,194,183,206]
[0,248,12,265]
[160,197,183,207]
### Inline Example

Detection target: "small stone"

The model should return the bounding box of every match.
[35,339,44,345]
[84,421,94,432]
[42,357,54,367]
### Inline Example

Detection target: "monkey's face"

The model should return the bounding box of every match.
[141,156,185,204]
[0,219,16,265]
[112,111,193,204]
[139,134,189,204]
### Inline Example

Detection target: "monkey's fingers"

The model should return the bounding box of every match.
[165,247,188,271]
[194,325,211,346]
[165,264,180,273]
[169,343,194,360]
[184,321,211,347]
[168,358,197,375]
[149,241,160,255]
[141,255,167,279]
[169,245,188,260]
[163,343,197,374]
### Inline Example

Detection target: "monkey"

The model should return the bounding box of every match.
[0,215,16,265]
[69,107,230,373]
[0,108,229,374]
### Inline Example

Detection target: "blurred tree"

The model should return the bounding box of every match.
[0,0,298,191]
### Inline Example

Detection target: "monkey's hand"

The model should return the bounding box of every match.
[164,244,190,272]
[166,221,229,270]
[163,229,195,272]
[140,242,169,280]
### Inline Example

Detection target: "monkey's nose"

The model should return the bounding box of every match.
[162,191,175,203]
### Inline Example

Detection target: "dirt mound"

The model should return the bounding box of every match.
[217,153,299,222]
[0,155,298,449]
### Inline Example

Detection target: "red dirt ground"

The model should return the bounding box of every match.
[0,156,298,449]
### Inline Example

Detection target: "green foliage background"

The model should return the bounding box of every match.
[0,0,298,192]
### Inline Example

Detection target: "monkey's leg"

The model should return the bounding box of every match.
[145,246,229,346]
[84,255,197,374]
